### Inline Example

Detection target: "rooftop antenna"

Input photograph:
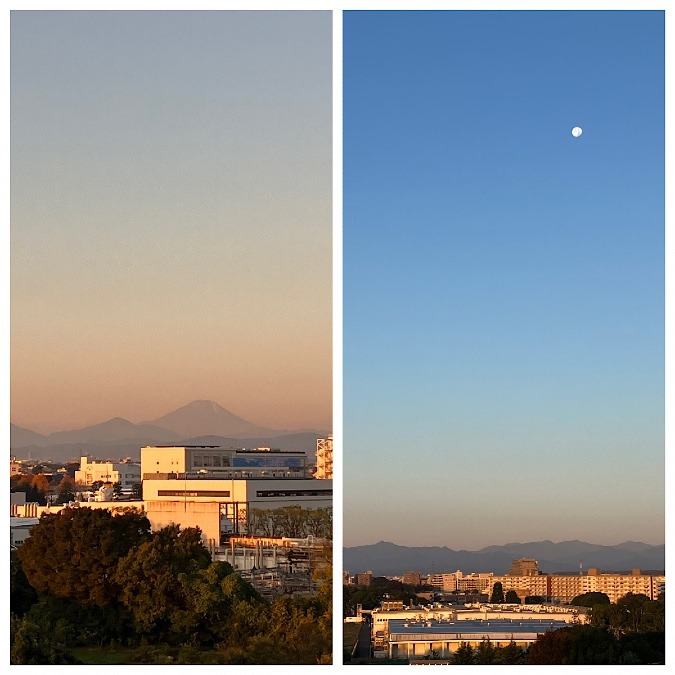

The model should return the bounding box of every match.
[579,560,583,576]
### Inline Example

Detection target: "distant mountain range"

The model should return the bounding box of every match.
[344,540,665,576]
[10,400,328,462]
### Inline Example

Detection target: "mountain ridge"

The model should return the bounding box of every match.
[10,401,329,461]
[344,540,665,576]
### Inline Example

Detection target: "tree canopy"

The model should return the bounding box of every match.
[113,524,213,637]
[12,506,332,664]
[11,474,51,505]
[247,506,331,539]
[570,591,610,607]
[18,507,151,605]
[490,582,505,603]
[505,590,521,604]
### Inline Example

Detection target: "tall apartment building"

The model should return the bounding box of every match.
[428,573,457,592]
[356,571,373,586]
[403,571,422,586]
[315,436,333,479]
[489,574,551,601]
[508,558,539,576]
[427,571,494,593]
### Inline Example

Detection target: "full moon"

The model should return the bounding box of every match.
[571,126,583,137]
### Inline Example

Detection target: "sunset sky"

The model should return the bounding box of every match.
[11,11,332,434]
[344,10,664,549]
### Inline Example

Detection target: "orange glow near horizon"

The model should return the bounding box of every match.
[10,12,332,435]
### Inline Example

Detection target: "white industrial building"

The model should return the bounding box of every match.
[387,618,571,659]
[141,445,310,479]
[370,603,587,652]
[141,445,331,545]
[10,516,40,548]
[10,445,332,566]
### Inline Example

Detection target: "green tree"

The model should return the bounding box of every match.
[490,581,505,603]
[526,626,576,664]
[505,589,521,604]
[616,593,652,633]
[10,551,38,617]
[496,641,525,664]
[452,642,474,664]
[11,473,49,505]
[261,595,332,664]
[17,506,151,605]
[22,594,134,648]
[31,473,52,496]
[566,624,618,664]
[172,561,264,645]
[54,475,76,505]
[474,638,497,664]
[590,602,630,637]
[525,595,544,604]
[343,576,427,612]
[570,591,610,607]
[10,615,81,664]
[618,631,665,664]
[248,506,332,539]
[113,525,213,638]
[527,625,621,665]
[641,597,665,632]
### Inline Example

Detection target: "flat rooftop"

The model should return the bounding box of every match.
[388,618,570,640]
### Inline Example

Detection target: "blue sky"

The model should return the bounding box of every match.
[344,10,664,549]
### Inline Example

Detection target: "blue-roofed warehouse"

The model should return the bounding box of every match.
[387,618,571,659]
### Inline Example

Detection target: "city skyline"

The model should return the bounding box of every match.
[11,11,332,435]
[344,10,664,549]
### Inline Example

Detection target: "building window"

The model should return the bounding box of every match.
[255,489,332,498]
[157,490,231,497]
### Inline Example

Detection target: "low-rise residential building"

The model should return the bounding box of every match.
[74,456,141,490]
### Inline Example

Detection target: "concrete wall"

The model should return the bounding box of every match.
[142,477,332,511]
[10,492,27,507]
[145,499,220,547]
[141,446,188,477]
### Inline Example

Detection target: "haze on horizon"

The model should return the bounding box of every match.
[345,535,665,552]
[10,11,332,436]
[344,11,664,551]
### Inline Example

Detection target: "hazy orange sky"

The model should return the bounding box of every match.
[11,11,332,434]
